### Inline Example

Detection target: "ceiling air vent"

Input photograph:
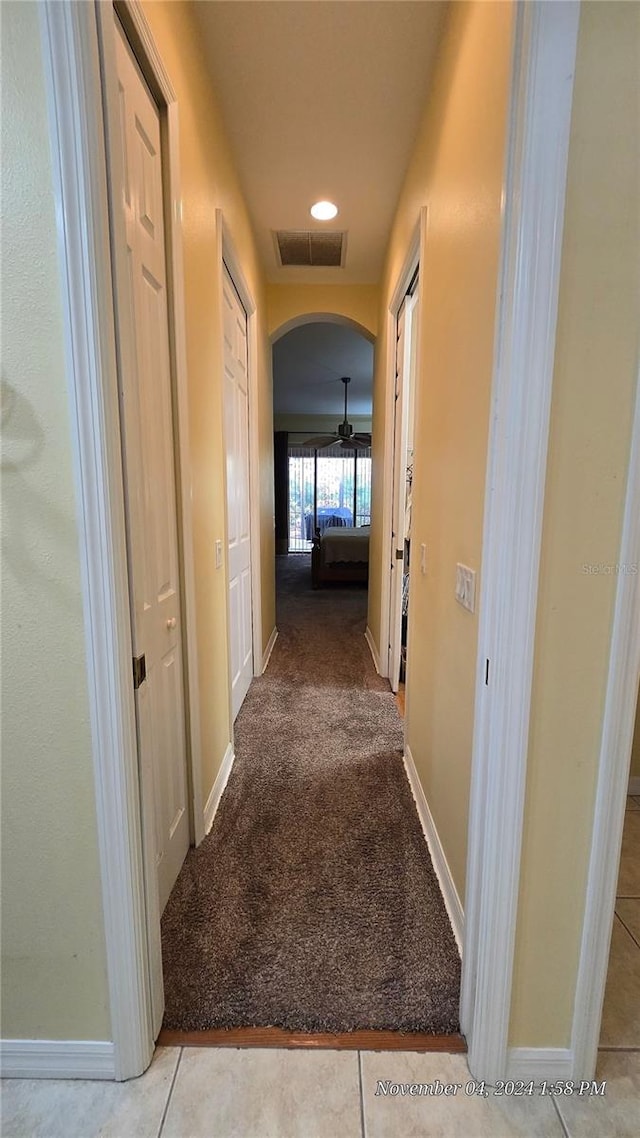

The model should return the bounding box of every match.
[274,230,346,268]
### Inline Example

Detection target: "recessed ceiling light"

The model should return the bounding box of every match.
[310,200,338,221]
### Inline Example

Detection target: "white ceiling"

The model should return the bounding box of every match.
[273,323,374,416]
[194,1,446,284]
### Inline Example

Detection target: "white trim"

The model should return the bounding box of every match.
[505,1048,574,1084]
[106,2,204,848]
[571,371,640,1079]
[404,746,464,954]
[116,1,175,99]
[0,1040,115,1081]
[261,627,278,673]
[217,210,264,683]
[628,776,640,796]
[99,0,207,1043]
[461,2,580,1084]
[364,626,382,675]
[39,0,153,1081]
[377,215,424,682]
[203,744,236,836]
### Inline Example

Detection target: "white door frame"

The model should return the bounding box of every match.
[39,0,203,1077]
[36,0,639,1087]
[461,1,582,1082]
[378,214,424,681]
[217,212,264,685]
[388,283,419,695]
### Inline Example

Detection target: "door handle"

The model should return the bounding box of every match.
[166,617,177,630]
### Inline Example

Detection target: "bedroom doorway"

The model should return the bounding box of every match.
[272,320,375,578]
[389,270,420,696]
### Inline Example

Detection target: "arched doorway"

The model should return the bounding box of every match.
[271,318,375,560]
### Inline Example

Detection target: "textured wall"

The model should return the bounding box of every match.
[1,1,110,1040]
[267,284,379,341]
[368,0,513,897]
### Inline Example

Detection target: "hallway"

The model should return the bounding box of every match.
[160,556,460,1037]
[3,0,639,1107]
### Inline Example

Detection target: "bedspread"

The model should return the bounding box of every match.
[321,525,370,564]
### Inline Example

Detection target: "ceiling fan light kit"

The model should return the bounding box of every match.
[303,377,372,451]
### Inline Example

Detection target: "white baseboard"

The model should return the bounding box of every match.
[403,745,464,954]
[203,743,235,835]
[506,1047,575,1082]
[365,626,382,675]
[628,776,640,795]
[0,1039,115,1080]
[261,627,278,673]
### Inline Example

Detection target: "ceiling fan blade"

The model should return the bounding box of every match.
[303,435,339,448]
[336,437,368,451]
[349,436,370,449]
[352,433,372,445]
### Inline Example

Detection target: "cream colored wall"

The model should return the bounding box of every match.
[369,0,513,897]
[510,0,640,1047]
[141,2,275,799]
[267,284,379,341]
[0,1,111,1039]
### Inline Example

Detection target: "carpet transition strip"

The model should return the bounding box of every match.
[157,1027,466,1052]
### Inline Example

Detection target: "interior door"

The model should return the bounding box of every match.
[223,267,253,719]
[112,19,190,944]
[389,285,419,692]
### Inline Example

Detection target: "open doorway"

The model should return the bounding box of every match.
[153,317,464,1045]
[273,322,374,587]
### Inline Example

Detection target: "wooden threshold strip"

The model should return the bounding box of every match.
[157,1026,467,1053]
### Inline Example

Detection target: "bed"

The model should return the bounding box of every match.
[311,525,370,588]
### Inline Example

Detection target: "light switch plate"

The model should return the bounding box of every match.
[215,539,223,569]
[455,563,476,613]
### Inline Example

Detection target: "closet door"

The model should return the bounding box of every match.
[223,267,253,719]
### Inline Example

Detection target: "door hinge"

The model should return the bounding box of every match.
[133,654,146,690]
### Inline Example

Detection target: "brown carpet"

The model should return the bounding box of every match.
[161,555,461,1033]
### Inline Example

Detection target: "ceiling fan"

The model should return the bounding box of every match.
[303,377,372,451]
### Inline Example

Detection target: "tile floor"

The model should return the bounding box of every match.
[3,798,639,1138]
[4,1046,640,1138]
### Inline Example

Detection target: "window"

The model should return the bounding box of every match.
[288,445,372,552]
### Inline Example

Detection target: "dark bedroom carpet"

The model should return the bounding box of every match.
[160,554,461,1034]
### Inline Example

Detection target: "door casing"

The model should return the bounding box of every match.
[217,215,264,688]
[388,282,419,694]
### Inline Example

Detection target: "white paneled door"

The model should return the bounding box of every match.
[223,268,253,719]
[113,16,190,955]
